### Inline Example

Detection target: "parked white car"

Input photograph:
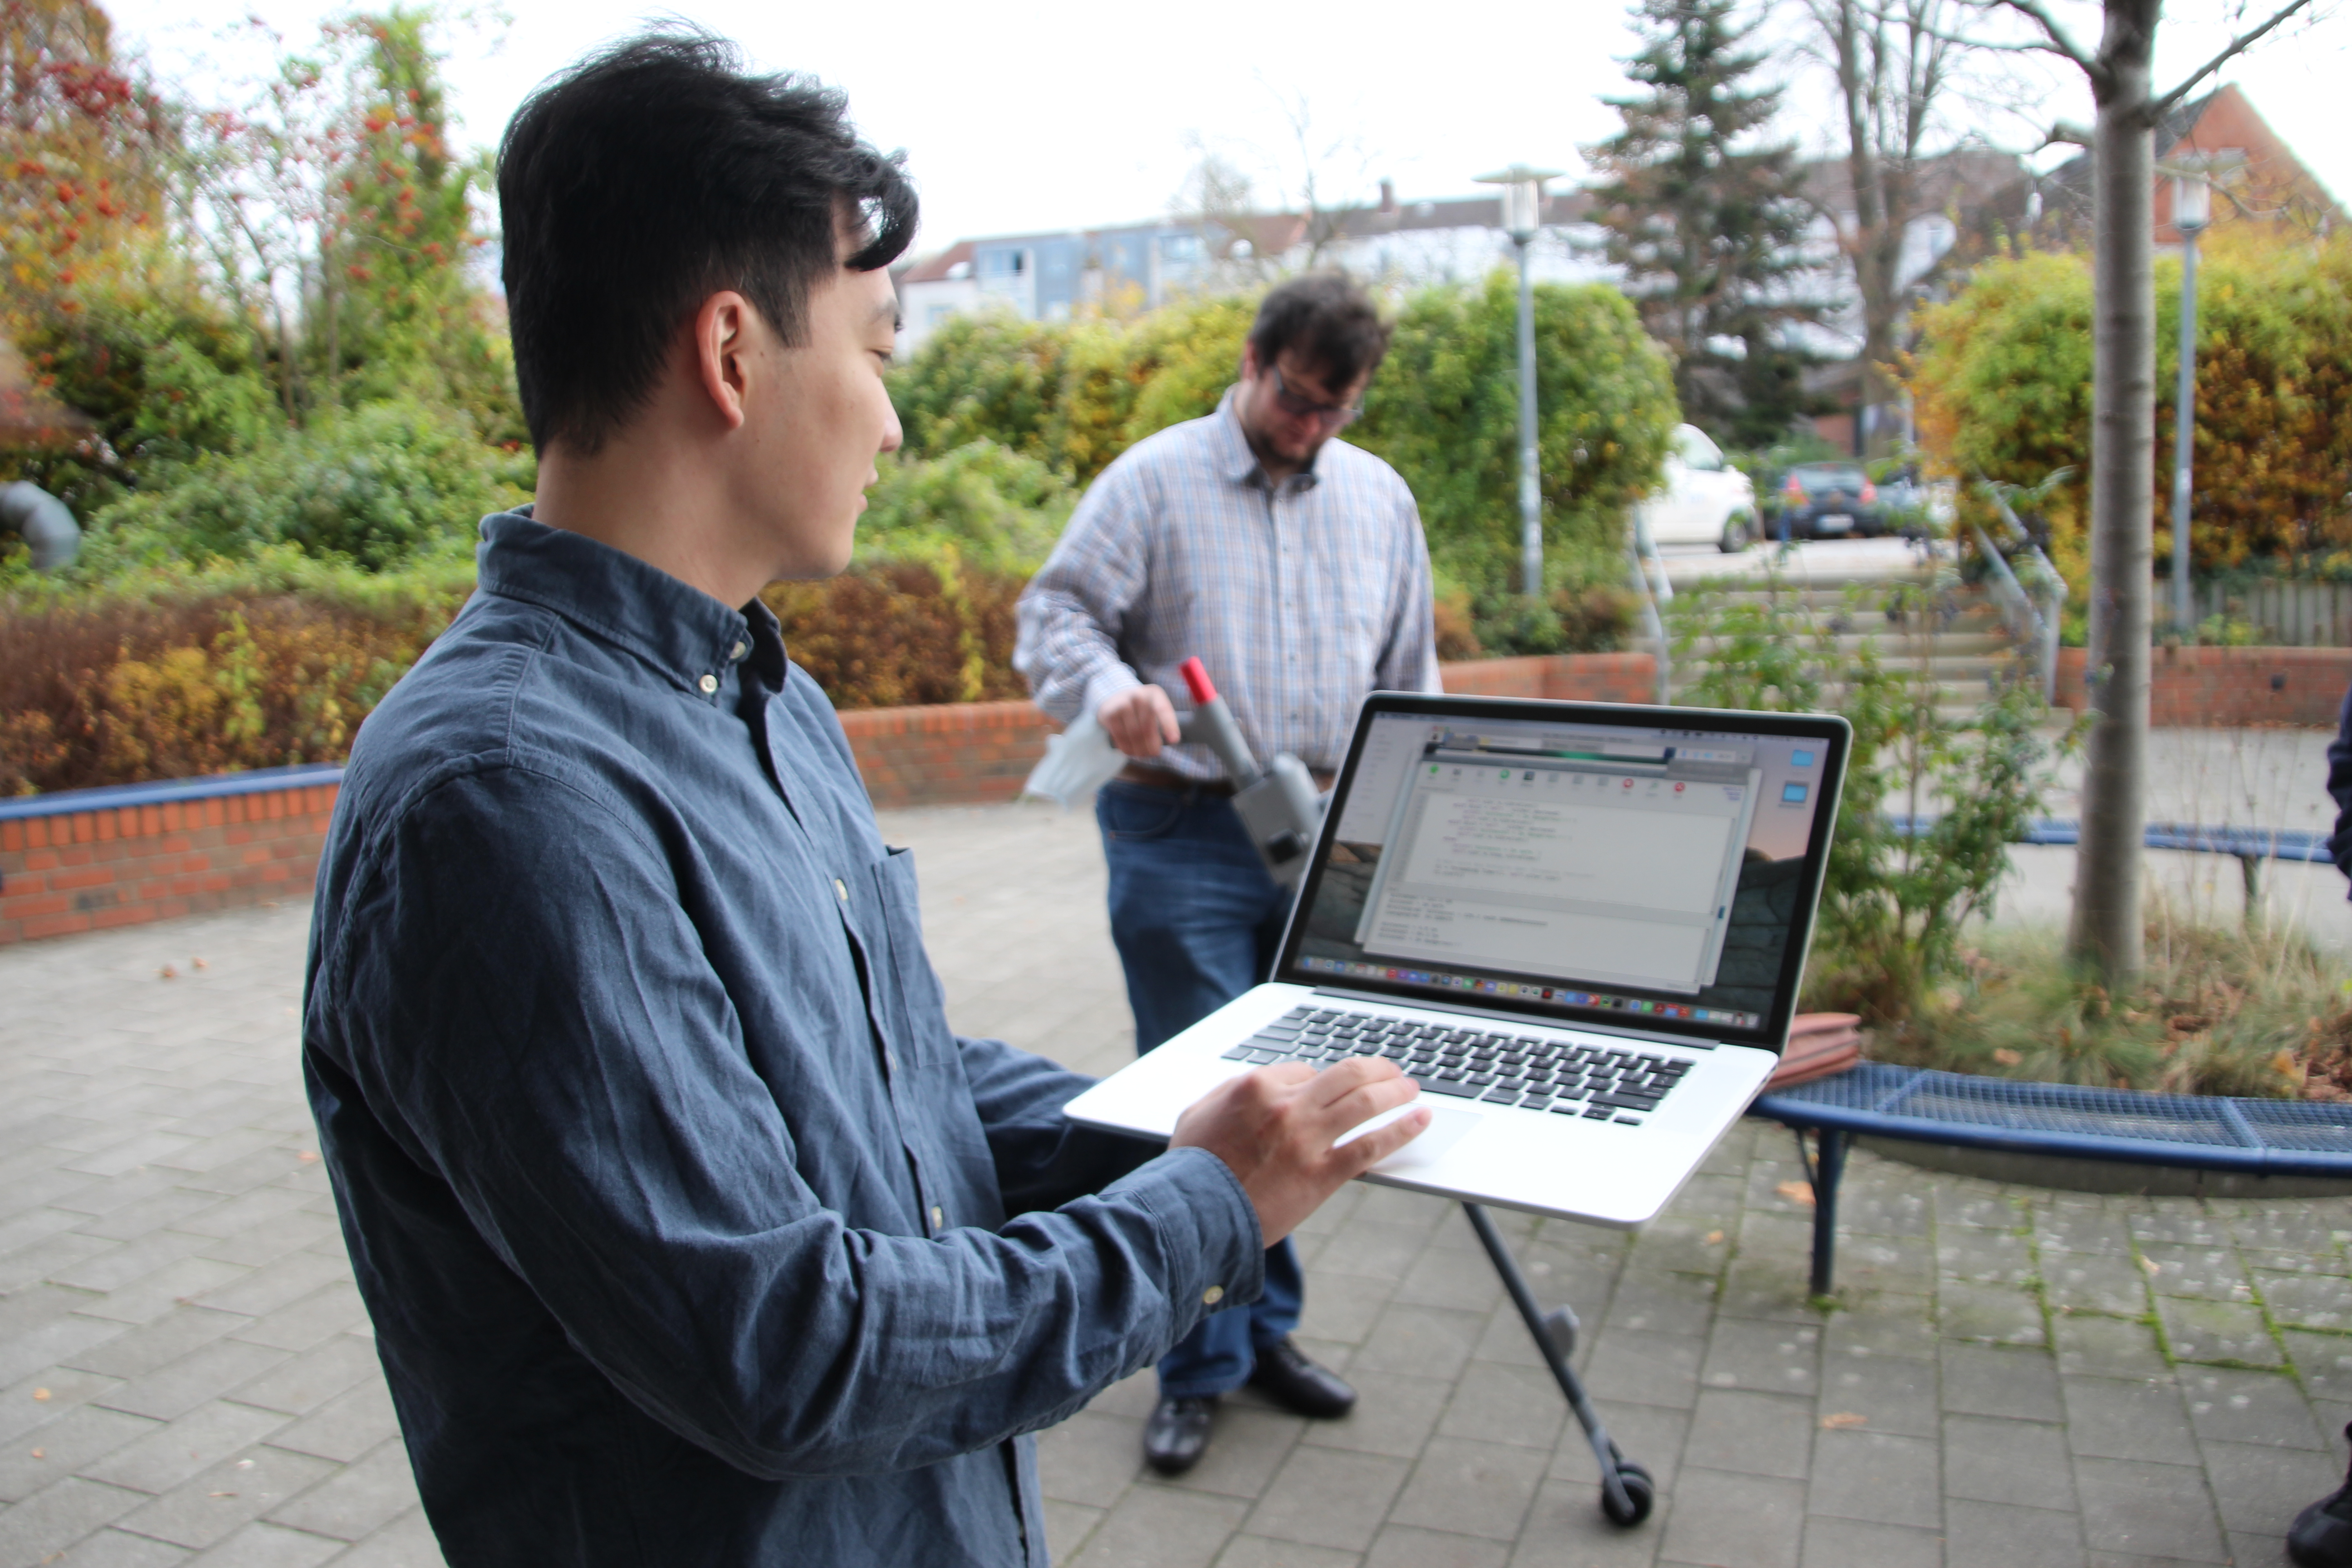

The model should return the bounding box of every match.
[1636,424,1757,553]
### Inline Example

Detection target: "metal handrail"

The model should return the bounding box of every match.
[1975,484,2068,701]
[1969,520,2047,686]
[1626,513,1671,703]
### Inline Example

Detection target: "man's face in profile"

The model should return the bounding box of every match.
[735,242,904,581]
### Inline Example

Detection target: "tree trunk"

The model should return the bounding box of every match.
[2066,0,2158,983]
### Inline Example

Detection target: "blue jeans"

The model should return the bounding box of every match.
[1097,780,1303,1398]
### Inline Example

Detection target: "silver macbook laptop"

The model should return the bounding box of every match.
[1062,694,1851,1227]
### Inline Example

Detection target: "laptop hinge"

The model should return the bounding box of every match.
[1307,986,1716,1049]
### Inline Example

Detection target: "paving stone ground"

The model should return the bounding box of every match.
[2,801,2349,1568]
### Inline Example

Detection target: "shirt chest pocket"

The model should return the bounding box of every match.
[1321,536,1396,667]
[865,846,958,1067]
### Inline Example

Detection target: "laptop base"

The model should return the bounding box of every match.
[1464,1200,1653,1527]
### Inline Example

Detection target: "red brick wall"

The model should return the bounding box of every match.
[1439,652,1659,704]
[22,644,2333,946]
[836,700,1054,810]
[0,784,339,946]
[2053,645,2352,727]
[835,653,1666,809]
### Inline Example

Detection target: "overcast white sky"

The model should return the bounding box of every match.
[109,0,2351,254]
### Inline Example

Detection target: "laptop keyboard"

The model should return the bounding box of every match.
[1220,1005,1693,1126]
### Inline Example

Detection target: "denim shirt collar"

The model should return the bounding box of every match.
[475,509,784,700]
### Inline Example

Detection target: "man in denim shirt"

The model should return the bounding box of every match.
[302,35,1425,1568]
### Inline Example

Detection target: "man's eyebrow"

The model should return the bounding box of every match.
[871,297,900,323]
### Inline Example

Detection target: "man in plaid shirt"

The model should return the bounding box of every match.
[1015,274,1440,1475]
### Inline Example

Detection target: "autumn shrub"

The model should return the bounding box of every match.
[760,563,1028,710]
[2,544,1043,790]
[1911,233,2352,585]
[0,552,473,794]
[1056,294,1256,484]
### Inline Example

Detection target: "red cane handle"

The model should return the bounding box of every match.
[1179,657,1217,706]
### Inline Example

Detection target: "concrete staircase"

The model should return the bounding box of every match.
[1650,570,2024,720]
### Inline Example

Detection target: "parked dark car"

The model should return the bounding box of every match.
[1777,463,1886,538]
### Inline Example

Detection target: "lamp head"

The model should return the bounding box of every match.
[1475,164,1564,245]
[2172,172,2212,234]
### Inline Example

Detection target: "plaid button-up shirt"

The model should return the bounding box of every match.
[1014,388,1441,781]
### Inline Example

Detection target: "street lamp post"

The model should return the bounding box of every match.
[1476,165,1560,598]
[2167,166,2212,637]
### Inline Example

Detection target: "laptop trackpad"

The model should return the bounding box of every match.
[1335,1103,1484,1171]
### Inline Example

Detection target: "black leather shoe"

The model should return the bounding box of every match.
[1247,1338,1356,1419]
[2290,1423,2352,1567]
[1143,1395,1216,1475]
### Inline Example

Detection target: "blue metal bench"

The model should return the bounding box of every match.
[1890,814,2336,908]
[1751,1063,2352,1294]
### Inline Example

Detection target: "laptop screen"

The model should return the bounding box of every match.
[1275,696,1849,1050]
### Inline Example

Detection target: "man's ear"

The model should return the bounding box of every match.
[691,291,755,433]
[1238,340,1260,382]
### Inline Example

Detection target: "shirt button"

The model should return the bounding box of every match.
[834,878,848,902]
[1201,1285,1225,1306]
[697,673,718,695]
[730,639,748,661]
[931,1205,945,1231]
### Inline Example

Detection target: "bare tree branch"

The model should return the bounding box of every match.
[1977,0,2095,69]
[1901,24,2087,56]
[2149,0,2321,117]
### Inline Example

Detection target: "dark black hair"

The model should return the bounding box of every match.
[1246,272,1393,388]
[497,32,917,455]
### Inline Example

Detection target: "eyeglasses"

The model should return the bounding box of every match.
[1266,363,1362,428]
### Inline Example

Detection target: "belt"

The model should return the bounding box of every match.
[1116,763,1338,794]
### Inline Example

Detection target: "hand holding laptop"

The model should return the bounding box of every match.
[1171,1057,1431,1244]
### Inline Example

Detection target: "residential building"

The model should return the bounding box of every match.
[2036,83,2341,250]
[893,183,1605,354]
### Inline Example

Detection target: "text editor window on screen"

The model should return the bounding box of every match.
[1352,732,1760,995]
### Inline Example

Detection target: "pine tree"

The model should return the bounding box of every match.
[1584,0,1823,446]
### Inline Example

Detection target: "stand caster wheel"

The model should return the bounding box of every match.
[1542,1305,1578,1359]
[1601,1460,1655,1527]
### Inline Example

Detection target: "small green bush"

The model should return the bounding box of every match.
[78,400,533,574]
[1671,560,2076,1025]
[890,311,1074,466]
[1355,271,1678,627]
[858,441,1075,578]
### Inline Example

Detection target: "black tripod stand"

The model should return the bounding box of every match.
[1460,1202,1655,1527]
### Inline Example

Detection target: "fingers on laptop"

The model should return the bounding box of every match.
[1308,1063,1427,1168]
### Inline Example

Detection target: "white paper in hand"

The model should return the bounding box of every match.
[1019,709,1129,808]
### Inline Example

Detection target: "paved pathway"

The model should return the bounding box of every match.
[2,803,2348,1567]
